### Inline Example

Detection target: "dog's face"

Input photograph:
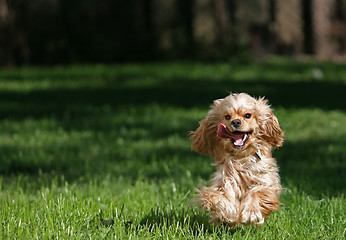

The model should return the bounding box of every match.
[217,104,258,150]
[190,93,284,156]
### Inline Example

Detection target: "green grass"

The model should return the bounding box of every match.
[0,59,345,239]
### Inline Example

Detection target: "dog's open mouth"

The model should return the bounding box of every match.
[217,123,251,149]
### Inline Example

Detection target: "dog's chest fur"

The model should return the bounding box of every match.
[212,153,280,194]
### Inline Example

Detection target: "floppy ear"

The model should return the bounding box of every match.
[212,98,224,106]
[189,100,222,156]
[190,118,217,156]
[256,97,284,148]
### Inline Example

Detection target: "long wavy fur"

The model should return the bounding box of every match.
[190,93,284,228]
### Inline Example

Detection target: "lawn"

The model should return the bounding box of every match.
[0,59,345,239]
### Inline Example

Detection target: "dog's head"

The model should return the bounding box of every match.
[190,93,284,156]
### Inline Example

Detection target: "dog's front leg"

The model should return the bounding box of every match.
[196,179,241,226]
[240,186,281,226]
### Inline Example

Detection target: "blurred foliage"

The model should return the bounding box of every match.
[2,0,345,65]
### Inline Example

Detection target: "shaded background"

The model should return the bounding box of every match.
[1,0,346,66]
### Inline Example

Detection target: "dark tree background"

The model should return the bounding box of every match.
[0,0,345,66]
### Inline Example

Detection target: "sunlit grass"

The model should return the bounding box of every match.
[0,61,345,239]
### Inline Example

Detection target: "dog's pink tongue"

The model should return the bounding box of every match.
[217,123,232,139]
[232,134,244,146]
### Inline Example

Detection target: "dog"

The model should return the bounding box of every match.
[190,93,284,228]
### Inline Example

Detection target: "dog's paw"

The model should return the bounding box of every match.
[240,208,264,226]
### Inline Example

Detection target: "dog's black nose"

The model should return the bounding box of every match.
[231,119,242,128]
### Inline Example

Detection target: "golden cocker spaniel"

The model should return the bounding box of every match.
[190,93,284,228]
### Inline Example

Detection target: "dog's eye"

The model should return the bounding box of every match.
[225,115,231,120]
[244,113,251,119]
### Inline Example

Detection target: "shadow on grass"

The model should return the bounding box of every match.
[1,132,343,198]
[0,65,345,198]
[139,207,235,236]
[277,138,345,197]
[0,77,345,120]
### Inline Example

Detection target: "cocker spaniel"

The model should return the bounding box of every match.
[190,93,284,228]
